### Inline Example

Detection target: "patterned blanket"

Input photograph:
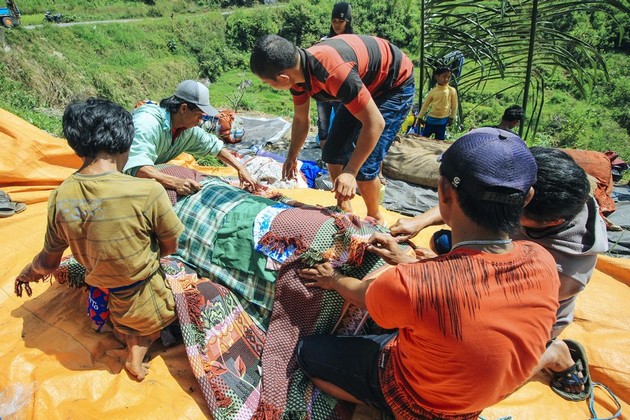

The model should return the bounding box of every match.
[170,175,397,419]
[163,258,265,419]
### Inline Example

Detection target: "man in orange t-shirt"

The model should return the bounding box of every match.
[297,128,559,418]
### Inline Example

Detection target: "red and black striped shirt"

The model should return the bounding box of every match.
[290,34,414,115]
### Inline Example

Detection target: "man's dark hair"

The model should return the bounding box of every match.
[440,166,525,234]
[250,34,299,80]
[63,98,134,158]
[159,96,199,114]
[502,105,524,122]
[524,147,590,223]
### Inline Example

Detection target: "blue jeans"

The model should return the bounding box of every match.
[421,116,449,140]
[322,81,415,181]
[296,332,397,410]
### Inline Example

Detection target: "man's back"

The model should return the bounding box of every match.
[44,172,183,289]
[366,241,559,416]
[293,34,414,114]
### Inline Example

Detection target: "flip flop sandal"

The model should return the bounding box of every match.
[550,339,593,402]
[0,191,27,218]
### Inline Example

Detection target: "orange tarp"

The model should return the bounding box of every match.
[0,108,627,419]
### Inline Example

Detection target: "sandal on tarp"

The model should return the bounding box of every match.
[0,190,27,218]
[550,339,593,402]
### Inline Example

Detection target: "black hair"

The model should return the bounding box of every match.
[502,105,524,122]
[327,22,354,38]
[433,66,452,78]
[159,96,199,114]
[440,166,525,234]
[62,97,134,158]
[524,147,590,223]
[250,34,299,80]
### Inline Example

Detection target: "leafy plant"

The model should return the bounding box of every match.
[412,0,630,142]
[225,8,279,51]
[224,79,252,112]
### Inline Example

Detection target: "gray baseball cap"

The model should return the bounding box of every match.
[174,80,219,117]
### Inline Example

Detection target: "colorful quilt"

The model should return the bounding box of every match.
[174,176,277,331]
[168,174,400,419]
[163,258,265,419]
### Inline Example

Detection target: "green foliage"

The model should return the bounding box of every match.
[0,63,61,134]
[225,8,279,51]
[592,53,630,133]
[195,153,224,166]
[277,0,327,47]
[352,0,420,51]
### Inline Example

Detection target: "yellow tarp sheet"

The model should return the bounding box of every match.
[1,108,628,419]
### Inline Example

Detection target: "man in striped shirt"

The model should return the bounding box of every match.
[250,34,414,225]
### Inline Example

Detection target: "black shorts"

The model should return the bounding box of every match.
[296,332,397,410]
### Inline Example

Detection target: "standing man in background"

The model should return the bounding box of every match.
[250,34,414,225]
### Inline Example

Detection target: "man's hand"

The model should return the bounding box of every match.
[390,218,422,240]
[298,262,339,290]
[417,118,426,125]
[447,117,454,126]
[237,167,257,189]
[282,158,298,180]
[174,178,201,196]
[414,247,437,260]
[333,172,357,202]
[367,232,417,266]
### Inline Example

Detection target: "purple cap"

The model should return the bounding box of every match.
[439,127,537,204]
[174,80,219,117]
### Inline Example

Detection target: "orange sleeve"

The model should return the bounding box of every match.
[366,267,415,329]
[291,85,309,106]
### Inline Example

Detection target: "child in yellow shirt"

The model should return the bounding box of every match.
[418,67,458,140]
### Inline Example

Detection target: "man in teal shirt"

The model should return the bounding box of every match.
[124,80,255,195]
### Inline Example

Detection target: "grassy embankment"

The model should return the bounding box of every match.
[1,3,628,176]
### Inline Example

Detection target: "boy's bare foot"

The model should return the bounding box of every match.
[124,332,159,381]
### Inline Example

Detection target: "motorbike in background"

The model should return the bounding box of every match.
[43,10,63,23]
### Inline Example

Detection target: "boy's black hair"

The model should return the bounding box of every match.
[250,34,299,80]
[524,147,590,223]
[62,98,134,158]
[440,164,525,235]
[502,105,524,122]
[159,96,200,114]
[433,66,452,77]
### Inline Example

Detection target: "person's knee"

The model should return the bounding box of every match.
[296,336,318,378]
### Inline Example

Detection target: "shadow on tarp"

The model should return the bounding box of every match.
[10,281,211,416]
[12,284,128,375]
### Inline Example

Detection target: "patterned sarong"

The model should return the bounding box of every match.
[155,170,406,418]
[164,258,265,419]
[253,208,390,419]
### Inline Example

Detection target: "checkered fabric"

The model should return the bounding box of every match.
[174,177,277,331]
